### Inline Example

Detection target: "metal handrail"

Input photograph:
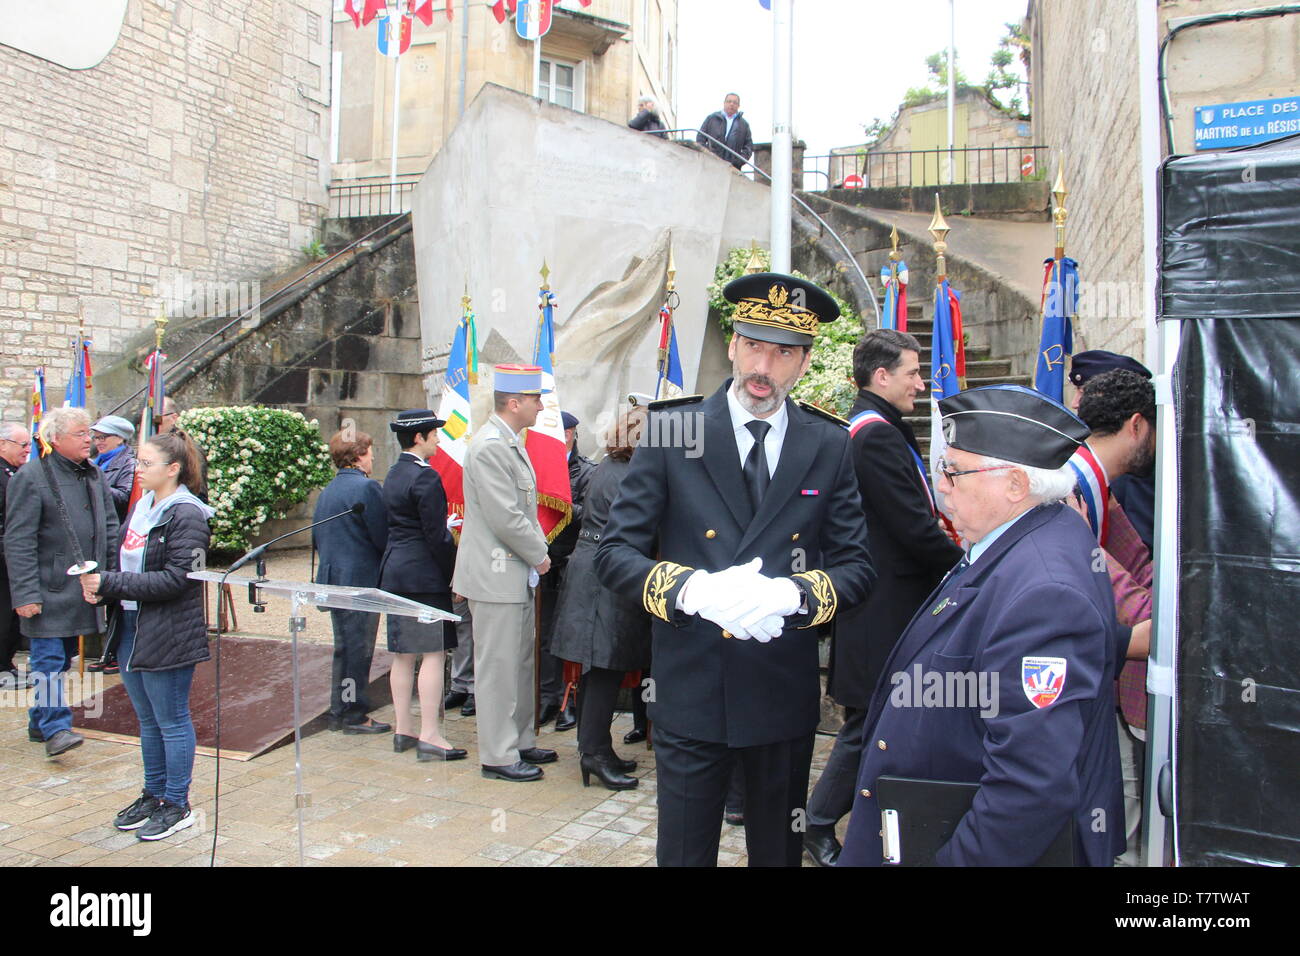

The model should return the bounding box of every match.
[656,126,879,326]
[805,144,1050,189]
[106,213,412,417]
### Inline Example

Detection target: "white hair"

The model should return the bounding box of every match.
[40,406,90,443]
[978,454,1076,504]
[1,422,26,442]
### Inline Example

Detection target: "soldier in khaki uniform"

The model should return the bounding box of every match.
[452,365,556,782]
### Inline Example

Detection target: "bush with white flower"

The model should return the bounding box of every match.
[177,406,333,552]
[708,246,865,418]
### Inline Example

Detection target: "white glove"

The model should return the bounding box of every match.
[447,514,463,532]
[527,568,540,588]
[723,613,785,643]
[677,558,765,619]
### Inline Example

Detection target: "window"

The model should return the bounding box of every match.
[539,57,582,111]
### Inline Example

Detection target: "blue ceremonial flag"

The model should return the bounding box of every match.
[759,0,771,8]
[29,366,47,460]
[656,305,684,399]
[1033,256,1078,404]
[929,277,961,480]
[64,333,91,409]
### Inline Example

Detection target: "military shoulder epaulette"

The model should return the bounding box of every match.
[648,394,704,411]
[797,400,849,427]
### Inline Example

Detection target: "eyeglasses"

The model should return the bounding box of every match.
[1,437,31,448]
[66,430,92,440]
[933,457,1016,485]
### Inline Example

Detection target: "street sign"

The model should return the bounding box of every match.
[1194,95,1300,150]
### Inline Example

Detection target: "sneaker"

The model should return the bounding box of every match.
[137,801,195,841]
[114,791,162,831]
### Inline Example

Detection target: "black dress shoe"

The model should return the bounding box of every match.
[417,740,467,761]
[623,727,647,745]
[607,752,637,774]
[580,753,638,791]
[444,689,469,710]
[519,747,557,764]
[393,733,419,753]
[343,718,392,735]
[45,730,84,757]
[803,825,842,867]
[537,701,560,725]
[481,761,543,782]
[460,694,476,717]
[554,698,577,732]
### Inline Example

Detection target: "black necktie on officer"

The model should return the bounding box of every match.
[743,419,771,511]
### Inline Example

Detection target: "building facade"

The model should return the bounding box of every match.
[0,0,333,421]
[1027,0,1300,362]
[330,0,678,188]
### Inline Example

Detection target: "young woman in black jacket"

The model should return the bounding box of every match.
[83,429,214,842]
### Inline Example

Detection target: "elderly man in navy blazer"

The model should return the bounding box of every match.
[314,427,389,734]
[838,385,1126,867]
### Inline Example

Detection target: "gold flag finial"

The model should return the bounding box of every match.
[889,223,901,262]
[666,243,677,293]
[744,240,765,274]
[461,278,471,314]
[540,260,551,290]
[1052,154,1068,259]
[929,195,951,282]
[154,302,168,349]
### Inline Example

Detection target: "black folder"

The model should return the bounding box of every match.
[876,775,1076,866]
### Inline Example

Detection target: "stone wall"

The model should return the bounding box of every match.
[1028,0,1300,366]
[0,0,333,422]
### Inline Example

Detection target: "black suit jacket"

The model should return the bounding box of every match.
[313,468,389,589]
[829,390,965,709]
[595,383,874,747]
[378,453,455,596]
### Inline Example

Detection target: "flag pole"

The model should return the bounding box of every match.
[657,243,678,399]
[1052,153,1068,262]
[770,0,793,271]
[928,194,964,389]
[389,50,402,212]
[886,224,901,331]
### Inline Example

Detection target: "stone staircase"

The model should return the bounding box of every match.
[897,302,1030,457]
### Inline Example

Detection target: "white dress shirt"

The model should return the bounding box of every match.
[726,384,787,478]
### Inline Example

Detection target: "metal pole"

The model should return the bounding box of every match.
[389,50,402,213]
[770,0,793,272]
[946,0,955,185]
[533,37,541,100]
[458,0,468,117]
[289,592,308,868]
[1137,0,1175,869]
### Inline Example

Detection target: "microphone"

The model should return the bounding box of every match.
[226,502,366,573]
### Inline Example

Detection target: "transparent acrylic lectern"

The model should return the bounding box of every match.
[189,571,460,867]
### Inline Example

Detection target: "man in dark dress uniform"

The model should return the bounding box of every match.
[838,385,1125,867]
[803,330,964,866]
[596,273,874,867]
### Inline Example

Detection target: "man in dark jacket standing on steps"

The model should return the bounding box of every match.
[803,330,964,867]
[5,407,119,757]
[697,93,753,170]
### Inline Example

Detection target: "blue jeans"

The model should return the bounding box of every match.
[28,636,77,739]
[118,611,197,806]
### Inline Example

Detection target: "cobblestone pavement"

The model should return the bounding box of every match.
[0,550,842,867]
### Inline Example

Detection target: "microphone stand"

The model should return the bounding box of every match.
[209,504,366,867]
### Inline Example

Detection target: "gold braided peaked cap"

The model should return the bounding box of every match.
[723,272,839,347]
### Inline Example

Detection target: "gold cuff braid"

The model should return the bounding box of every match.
[793,570,837,628]
[643,561,693,622]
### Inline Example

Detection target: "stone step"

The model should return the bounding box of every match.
[919,358,1010,377]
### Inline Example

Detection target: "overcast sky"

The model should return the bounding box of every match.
[676,0,1030,157]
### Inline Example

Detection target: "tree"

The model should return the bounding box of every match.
[985,22,1030,115]
[902,50,973,109]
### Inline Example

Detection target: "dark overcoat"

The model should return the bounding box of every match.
[378,452,454,596]
[838,504,1126,867]
[4,452,119,638]
[829,389,964,709]
[313,468,388,589]
[551,456,650,672]
[595,384,875,748]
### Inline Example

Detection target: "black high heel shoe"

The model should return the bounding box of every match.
[579,753,638,791]
[608,752,637,773]
[417,740,468,761]
[393,734,418,753]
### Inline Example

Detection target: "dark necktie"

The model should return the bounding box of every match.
[743,420,772,511]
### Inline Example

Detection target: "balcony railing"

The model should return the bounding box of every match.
[327,175,422,218]
[804,145,1052,190]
